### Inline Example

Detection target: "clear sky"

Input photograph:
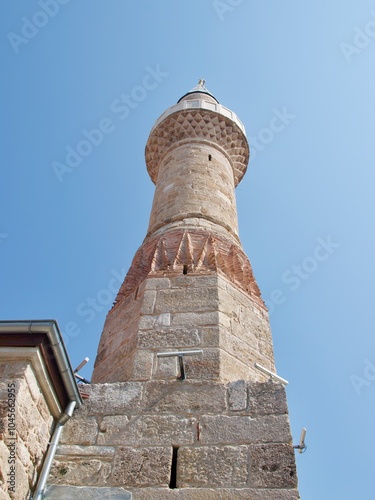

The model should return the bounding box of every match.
[1,1,375,498]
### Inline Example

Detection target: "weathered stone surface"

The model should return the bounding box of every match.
[0,362,54,499]
[60,415,98,445]
[170,276,220,289]
[50,458,112,486]
[46,485,132,499]
[183,349,221,380]
[227,380,247,410]
[13,457,30,500]
[143,381,226,413]
[143,277,171,291]
[84,383,143,414]
[140,290,157,315]
[199,415,291,445]
[112,446,171,487]
[55,445,115,458]
[98,415,196,446]
[178,445,248,487]
[131,351,153,381]
[154,286,219,314]
[216,349,249,383]
[200,326,220,347]
[154,356,179,380]
[219,329,253,366]
[92,293,142,383]
[248,382,288,416]
[250,443,297,488]
[171,311,219,327]
[0,488,9,500]
[132,488,300,499]
[138,328,201,348]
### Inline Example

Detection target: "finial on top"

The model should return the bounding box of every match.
[177,80,219,104]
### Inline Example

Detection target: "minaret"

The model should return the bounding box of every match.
[92,82,276,385]
[47,83,300,499]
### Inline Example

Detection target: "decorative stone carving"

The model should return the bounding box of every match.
[146,109,249,186]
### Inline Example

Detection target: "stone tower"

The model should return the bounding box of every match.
[46,83,300,499]
[92,82,274,385]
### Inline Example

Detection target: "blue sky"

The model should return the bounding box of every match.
[1,1,375,498]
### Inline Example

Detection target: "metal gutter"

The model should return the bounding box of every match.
[0,320,82,407]
[32,400,76,500]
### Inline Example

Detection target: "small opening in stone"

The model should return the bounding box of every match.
[208,154,212,161]
[183,264,188,275]
[169,446,179,489]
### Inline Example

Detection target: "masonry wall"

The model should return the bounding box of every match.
[92,274,275,384]
[147,143,239,240]
[47,380,299,499]
[0,361,54,500]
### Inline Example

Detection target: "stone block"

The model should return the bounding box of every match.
[250,443,297,488]
[170,276,219,289]
[12,456,30,500]
[230,318,259,349]
[60,416,98,446]
[46,485,132,499]
[258,337,275,363]
[143,381,226,414]
[56,445,115,459]
[248,382,288,416]
[183,349,221,380]
[50,458,112,486]
[131,351,153,381]
[138,315,157,330]
[112,446,172,487]
[14,438,31,468]
[227,380,247,410]
[138,328,201,349]
[37,394,53,424]
[218,350,249,383]
[155,287,219,314]
[98,414,196,446]
[144,277,171,291]
[177,445,248,487]
[143,380,226,414]
[199,415,291,445]
[154,356,179,380]
[140,291,157,314]
[200,327,220,347]
[219,330,253,367]
[171,311,219,327]
[85,383,143,415]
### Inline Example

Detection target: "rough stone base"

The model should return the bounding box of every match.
[48,380,299,497]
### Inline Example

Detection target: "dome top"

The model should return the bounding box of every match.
[177,79,219,104]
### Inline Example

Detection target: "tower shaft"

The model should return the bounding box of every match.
[92,87,275,385]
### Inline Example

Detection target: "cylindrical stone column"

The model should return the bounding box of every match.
[145,88,249,245]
